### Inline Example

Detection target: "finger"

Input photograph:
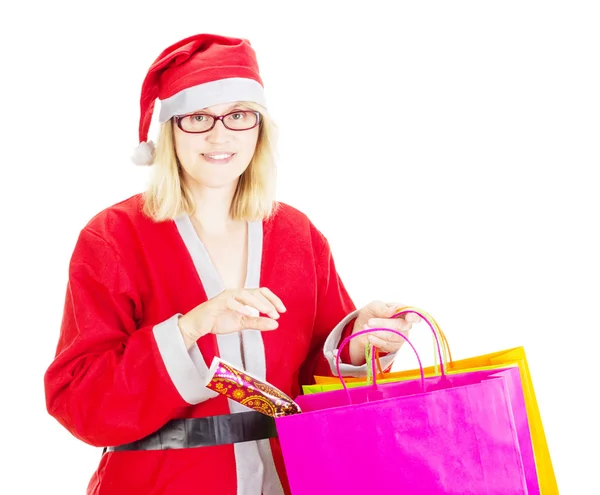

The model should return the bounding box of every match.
[367,317,413,332]
[225,296,260,317]
[235,290,280,319]
[351,328,370,345]
[364,328,409,347]
[248,291,281,319]
[365,300,390,317]
[386,303,420,322]
[240,315,279,332]
[367,335,402,353]
[257,287,287,313]
[358,324,407,354]
[403,312,421,323]
[386,302,407,315]
[224,295,279,330]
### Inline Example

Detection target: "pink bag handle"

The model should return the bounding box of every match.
[335,309,448,402]
[336,328,425,402]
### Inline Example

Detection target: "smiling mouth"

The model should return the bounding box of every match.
[201,152,235,163]
[203,153,233,159]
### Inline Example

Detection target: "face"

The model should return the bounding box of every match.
[173,102,260,190]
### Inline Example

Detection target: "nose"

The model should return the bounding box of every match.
[206,118,230,143]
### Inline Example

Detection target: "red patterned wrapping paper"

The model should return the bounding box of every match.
[206,358,302,417]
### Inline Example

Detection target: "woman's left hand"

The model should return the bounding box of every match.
[348,301,420,366]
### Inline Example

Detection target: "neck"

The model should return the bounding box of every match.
[188,181,242,236]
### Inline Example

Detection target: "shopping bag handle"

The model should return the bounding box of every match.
[390,306,453,375]
[337,328,426,402]
[386,308,447,376]
[336,308,448,401]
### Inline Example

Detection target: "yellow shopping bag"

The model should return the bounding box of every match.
[445,346,557,494]
[308,309,558,494]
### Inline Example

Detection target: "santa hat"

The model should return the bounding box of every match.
[132,33,267,166]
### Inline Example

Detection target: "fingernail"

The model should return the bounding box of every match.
[244,305,259,317]
[368,318,377,326]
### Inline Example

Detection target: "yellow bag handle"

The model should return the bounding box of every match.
[386,306,454,376]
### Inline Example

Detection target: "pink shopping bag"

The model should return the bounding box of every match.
[276,320,531,495]
[295,366,538,495]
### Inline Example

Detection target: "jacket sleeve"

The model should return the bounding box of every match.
[43,228,217,448]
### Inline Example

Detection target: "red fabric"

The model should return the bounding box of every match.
[44,195,355,494]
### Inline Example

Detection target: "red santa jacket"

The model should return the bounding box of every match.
[44,194,395,495]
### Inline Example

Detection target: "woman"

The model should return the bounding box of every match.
[44,33,417,495]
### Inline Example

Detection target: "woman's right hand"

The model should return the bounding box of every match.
[177,287,286,349]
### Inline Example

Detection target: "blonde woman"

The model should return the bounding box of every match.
[44,33,418,495]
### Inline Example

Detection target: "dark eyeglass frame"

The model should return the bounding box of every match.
[174,110,261,134]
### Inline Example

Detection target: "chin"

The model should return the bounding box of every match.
[195,173,244,190]
[184,160,249,190]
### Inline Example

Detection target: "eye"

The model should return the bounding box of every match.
[192,114,208,122]
[230,112,247,120]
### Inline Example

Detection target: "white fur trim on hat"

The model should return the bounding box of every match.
[158,78,266,123]
[131,140,156,166]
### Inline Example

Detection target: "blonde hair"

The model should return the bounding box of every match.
[142,101,277,222]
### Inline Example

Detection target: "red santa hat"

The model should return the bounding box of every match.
[132,33,267,165]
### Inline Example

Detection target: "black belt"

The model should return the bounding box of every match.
[105,411,277,452]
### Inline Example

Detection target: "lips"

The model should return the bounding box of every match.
[201,152,235,164]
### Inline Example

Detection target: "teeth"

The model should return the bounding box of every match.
[206,153,232,159]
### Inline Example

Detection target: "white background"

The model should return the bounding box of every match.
[1,1,598,493]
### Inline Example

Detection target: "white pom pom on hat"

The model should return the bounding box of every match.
[131,141,156,166]
[132,33,268,165]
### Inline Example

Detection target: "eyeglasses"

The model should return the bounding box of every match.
[174,110,261,133]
